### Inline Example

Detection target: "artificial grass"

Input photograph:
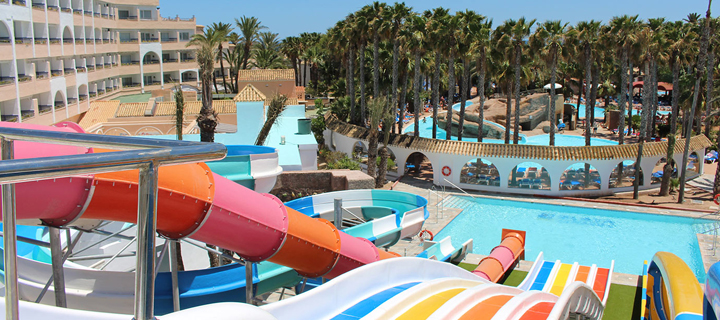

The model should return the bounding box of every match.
[456,262,527,287]
[603,283,642,319]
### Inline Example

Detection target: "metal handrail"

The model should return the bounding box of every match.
[341,207,367,223]
[443,178,479,199]
[0,126,227,320]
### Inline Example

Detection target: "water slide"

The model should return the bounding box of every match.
[645,251,703,320]
[472,229,526,282]
[706,258,720,320]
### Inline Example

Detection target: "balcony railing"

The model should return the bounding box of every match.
[0,37,10,44]
[119,15,138,20]
[103,38,111,43]
[83,10,91,16]
[76,66,86,73]
[74,38,84,44]
[12,0,26,6]
[49,38,60,44]
[62,38,73,44]
[34,38,47,44]
[60,7,71,12]
[14,37,33,44]
[161,38,177,43]
[143,60,159,65]
[94,38,101,43]
[123,83,140,88]
[141,38,159,43]
[35,71,48,79]
[31,3,44,9]
[101,13,108,18]
[1,115,19,123]
[17,75,31,82]
[67,97,77,103]
[0,76,15,86]
[93,12,99,17]
[95,64,103,69]
[182,77,197,82]
[54,102,65,109]
[72,9,81,14]
[87,65,94,71]
[50,70,62,77]
[39,105,52,114]
[121,61,140,66]
[145,81,161,86]
[21,110,35,120]
[88,92,97,97]
[180,58,195,62]
[104,63,112,67]
[78,94,87,101]
[46,5,58,11]
[120,39,138,43]
[63,68,75,74]
[163,58,178,63]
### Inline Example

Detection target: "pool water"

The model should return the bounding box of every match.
[574,104,671,119]
[436,196,712,281]
[404,117,617,147]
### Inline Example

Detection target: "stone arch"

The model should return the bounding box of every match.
[104,127,131,136]
[53,90,65,107]
[560,163,601,190]
[181,70,198,82]
[404,151,433,182]
[0,21,10,41]
[461,158,500,187]
[352,141,367,162]
[135,126,163,136]
[62,26,73,42]
[508,162,550,190]
[609,160,644,188]
[652,158,677,185]
[142,51,160,65]
[78,84,88,101]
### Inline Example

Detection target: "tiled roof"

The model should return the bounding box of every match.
[157,100,237,116]
[325,114,712,161]
[237,69,295,81]
[233,84,266,102]
[79,100,121,130]
[115,103,148,117]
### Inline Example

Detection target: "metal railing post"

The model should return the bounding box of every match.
[169,240,181,312]
[48,227,67,307]
[245,260,254,305]
[334,198,342,230]
[2,138,18,320]
[134,161,159,320]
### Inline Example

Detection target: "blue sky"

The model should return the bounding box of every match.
[159,0,717,38]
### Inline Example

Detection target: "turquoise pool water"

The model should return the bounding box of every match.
[574,104,671,119]
[436,196,712,281]
[404,117,617,146]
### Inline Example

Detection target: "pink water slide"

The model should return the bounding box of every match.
[0,122,398,279]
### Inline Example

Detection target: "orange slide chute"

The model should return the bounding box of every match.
[472,229,526,283]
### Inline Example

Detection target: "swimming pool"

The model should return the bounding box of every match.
[574,104,671,119]
[436,196,712,281]
[404,117,617,146]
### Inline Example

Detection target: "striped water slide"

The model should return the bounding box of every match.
[646,252,703,320]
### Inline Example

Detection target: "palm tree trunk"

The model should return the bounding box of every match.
[660,134,676,196]
[682,1,712,203]
[650,60,659,139]
[373,32,380,98]
[513,45,522,144]
[212,72,219,94]
[705,50,715,138]
[589,61,600,137]
[505,82,512,144]
[576,87,582,131]
[549,47,557,146]
[348,49,356,124]
[619,47,629,145]
[634,60,652,199]
[301,59,306,87]
[458,58,469,140]
[219,44,228,94]
[292,57,298,86]
[413,50,421,137]
[432,51,441,139]
[584,45,592,146]
[399,69,409,134]
[360,42,367,124]
[367,130,378,179]
[671,56,680,134]
[445,50,456,140]
[477,49,486,142]
[376,146,388,187]
[628,60,634,136]
[242,43,251,70]
[391,39,400,134]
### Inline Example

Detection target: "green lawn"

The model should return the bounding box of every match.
[116,93,152,103]
[457,262,641,318]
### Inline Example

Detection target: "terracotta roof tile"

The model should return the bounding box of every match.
[79,100,121,130]
[115,103,148,117]
[233,84,266,102]
[237,69,294,82]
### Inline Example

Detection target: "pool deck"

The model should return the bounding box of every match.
[388,178,719,287]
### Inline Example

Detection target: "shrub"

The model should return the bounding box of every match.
[326,155,361,170]
[311,116,326,144]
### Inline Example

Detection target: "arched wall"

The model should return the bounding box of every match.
[324,128,708,197]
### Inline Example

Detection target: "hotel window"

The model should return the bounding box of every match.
[179,32,189,41]
[140,10,152,20]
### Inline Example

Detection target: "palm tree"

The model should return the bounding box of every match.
[189,27,220,94]
[427,8,450,139]
[568,20,601,147]
[385,2,411,133]
[610,15,640,145]
[443,13,461,141]
[492,23,514,144]
[236,16,266,70]
[406,13,427,137]
[210,22,233,94]
[369,2,388,99]
[224,33,244,93]
[256,95,288,146]
[355,6,372,124]
[172,85,185,141]
[281,36,301,86]
[531,20,567,146]
[680,1,712,203]
[704,19,718,138]
[454,10,483,140]
[376,104,395,187]
[188,27,220,144]
[367,97,387,180]
[474,18,493,142]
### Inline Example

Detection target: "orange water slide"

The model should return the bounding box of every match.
[472,229,526,282]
